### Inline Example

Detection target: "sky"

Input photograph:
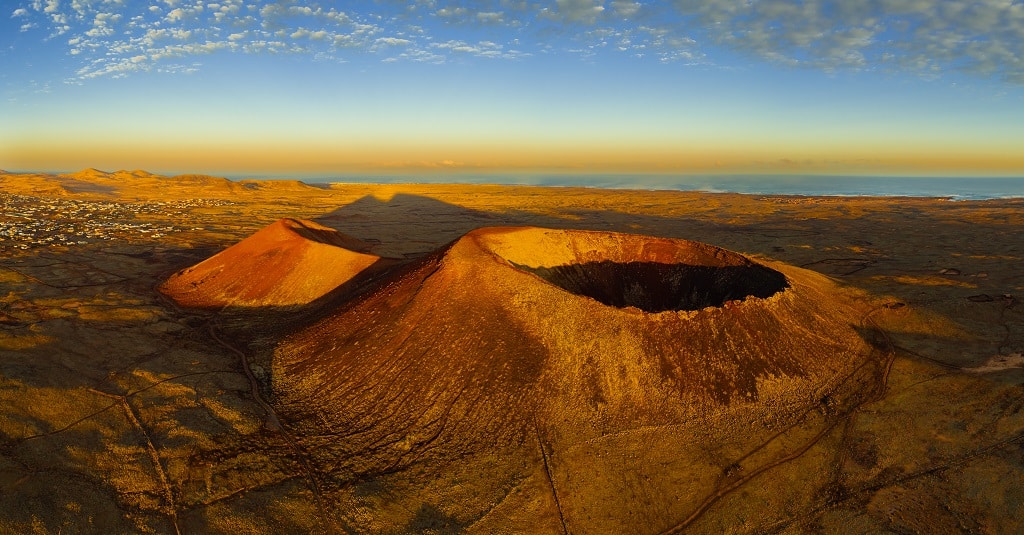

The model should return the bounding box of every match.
[2,0,1024,178]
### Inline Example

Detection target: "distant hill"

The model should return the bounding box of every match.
[238,179,320,191]
[159,218,387,308]
[166,174,235,187]
[63,167,113,180]
[0,169,322,199]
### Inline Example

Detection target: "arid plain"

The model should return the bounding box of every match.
[1,169,1022,534]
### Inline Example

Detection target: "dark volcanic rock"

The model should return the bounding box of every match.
[516,260,787,312]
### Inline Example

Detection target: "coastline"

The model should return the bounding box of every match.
[315,174,1024,200]
[4,168,1023,200]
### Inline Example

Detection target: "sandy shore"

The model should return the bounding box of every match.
[0,171,1022,533]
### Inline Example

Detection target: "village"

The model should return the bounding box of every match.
[0,193,235,249]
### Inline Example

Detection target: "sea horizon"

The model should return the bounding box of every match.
[8,169,1023,201]
[299,174,1024,201]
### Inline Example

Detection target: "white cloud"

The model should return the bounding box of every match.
[376,37,411,46]
[476,11,503,24]
[436,7,467,18]
[144,28,169,40]
[16,0,1024,84]
[554,0,605,24]
[429,39,528,59]
[95,12,121,23]
[611,1,640,18]
[323,9,350,24]
[434,5,512,26]
[166,7,185,21]
[84,25,112,37]
[670,0,1024,81]
[258,3,278,19]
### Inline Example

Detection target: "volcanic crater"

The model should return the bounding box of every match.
[263,226,888,532]
[504,235,790,312]
[517,260,788,312]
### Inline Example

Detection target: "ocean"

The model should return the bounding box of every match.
[319,175,1024,201]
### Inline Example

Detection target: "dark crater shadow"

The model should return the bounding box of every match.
[516,261,789,312]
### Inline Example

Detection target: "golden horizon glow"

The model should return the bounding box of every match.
[4,135,1024,178]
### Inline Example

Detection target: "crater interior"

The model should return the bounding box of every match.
[478,228,789,312]
[516,260,788,312]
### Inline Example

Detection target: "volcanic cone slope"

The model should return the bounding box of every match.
[274,227,888,533]
[159,218,381,308]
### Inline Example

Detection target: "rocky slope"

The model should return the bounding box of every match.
[272,226,888,533]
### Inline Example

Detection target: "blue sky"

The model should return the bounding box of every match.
[3,0,1024,177]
